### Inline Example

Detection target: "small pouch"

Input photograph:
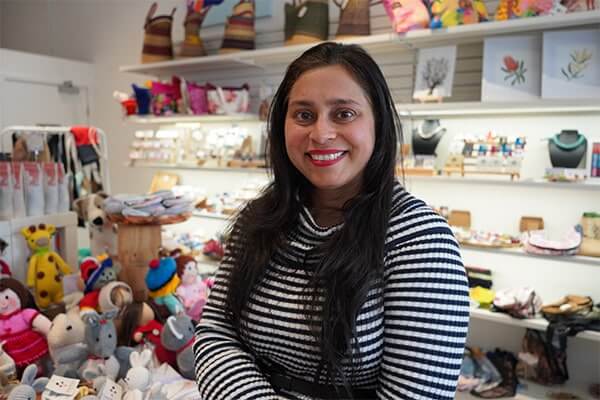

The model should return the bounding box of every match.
[541,295,593,317]
[206,83,250,115]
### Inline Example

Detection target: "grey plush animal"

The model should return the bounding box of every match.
[79,310,133,382]
[161,314,195,379]
[7,364,48,400]
[47,308,88,378]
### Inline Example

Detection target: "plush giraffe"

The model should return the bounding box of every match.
[21,224,72,309]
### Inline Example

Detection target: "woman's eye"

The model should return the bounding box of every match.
[293,110,314,123]
[335,109,356,121]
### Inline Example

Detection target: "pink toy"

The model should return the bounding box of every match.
[0,278,51,369]
[174,254,210,321]
[383,0,430,33]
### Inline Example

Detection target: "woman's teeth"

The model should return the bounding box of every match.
[310,152,344,161]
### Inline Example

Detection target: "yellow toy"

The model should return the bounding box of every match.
[21,223,72,309]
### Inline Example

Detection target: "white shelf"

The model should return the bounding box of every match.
[456,378,593,399]
[125,114,260,124]
[470,308,600,342]
[192,210,231,221]
[461,245,600,267]
[396,99,600,118]
[2,212,77,229]
[119,11,600,77]
[126,161,268,174]
[406,175,600,191]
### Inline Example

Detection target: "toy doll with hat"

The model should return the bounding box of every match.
[145,256,183,315]
[79,255,133,318]
[0,278,51,374]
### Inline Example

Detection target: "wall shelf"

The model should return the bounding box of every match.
[125,114,260,124]
[119,11,600,77]
[126,161,268,174]
[456,377,592,400]
[396,99,600,118]
[192,210,231,221]
[405,175,600,192]
[461,245,600,267]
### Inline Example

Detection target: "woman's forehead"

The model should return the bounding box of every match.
[288,65,368,105]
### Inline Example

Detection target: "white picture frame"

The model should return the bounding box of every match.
[413,46,457,100]
[542,29,600,99]
[481,35,542,102]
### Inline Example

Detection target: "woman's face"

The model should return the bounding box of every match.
[284,65,375,195]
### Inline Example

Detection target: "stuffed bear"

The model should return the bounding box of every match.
[73,192,118,259]
[21,224,72,310]
[47,307,87,378]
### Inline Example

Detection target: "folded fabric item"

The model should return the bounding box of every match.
[103,197,126,214]
[163,196,191,208]
[124,194,163,209]
[162,203,192,215]
[542,295,593,317]
[122,207,151,217]
[522,227,582,256]
[493,287,542,319]
[152,189,176,201]
[470,287,495,309]
[466,266,493,289]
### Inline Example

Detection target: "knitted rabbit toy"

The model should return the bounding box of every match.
[160,314,195,379]
[7,364,48,400]
[0,340,16,379]
[47,308,88,378]
[123,349,153,400]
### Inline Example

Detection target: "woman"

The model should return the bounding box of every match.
[194,42,469,399]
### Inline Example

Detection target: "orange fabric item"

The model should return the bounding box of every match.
[70,126,99,146]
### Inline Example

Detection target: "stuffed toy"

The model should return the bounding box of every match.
[117,301,176,368]
[174,254,210,322]
[79,255,133,318]
[161,314,195,379]
[73,192,118,259]
[79,310,133,383]
[429,0,489,27]
[0,340,16,379]
[47,307,88,378]
[21,223,72,310]
[123,349,153,400]
[6,364,48,400]
[0,278,51,371]
[382,0,430,33]
[0,238,11,278]
[145,257,183,315]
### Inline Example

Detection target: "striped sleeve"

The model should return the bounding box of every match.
[193,252,281,400]
[377,204,470,399]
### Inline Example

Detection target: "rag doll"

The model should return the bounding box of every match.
[174,254,210,322]
[21,223,72,310]
[79,256,132,318]
[0,278,51,372]
[145,257,183,315]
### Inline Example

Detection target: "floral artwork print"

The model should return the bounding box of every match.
[501,56,527,85]
[421,57,449,95]
[561,48,592,80]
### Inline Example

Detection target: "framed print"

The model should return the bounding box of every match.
[481,35,542,102]
[413,46,457,100]
[542,29,600,99]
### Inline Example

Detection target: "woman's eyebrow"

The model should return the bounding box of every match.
[288,98,362,107]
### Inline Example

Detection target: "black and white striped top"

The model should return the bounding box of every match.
[194,183,469,399]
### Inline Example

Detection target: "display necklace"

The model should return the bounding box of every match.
[551,133,586,150]
[412,119,446,155]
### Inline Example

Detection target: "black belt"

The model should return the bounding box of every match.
[266,369,377,399]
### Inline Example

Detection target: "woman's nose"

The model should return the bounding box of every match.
[309,116,336,144]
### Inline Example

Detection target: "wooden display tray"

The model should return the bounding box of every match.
[107,212,191,226]
[443,167,520,181]
[460,241,522,249]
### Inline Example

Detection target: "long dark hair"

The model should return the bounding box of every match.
[226,42,400,388]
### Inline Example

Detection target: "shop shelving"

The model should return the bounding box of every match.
[125,114,260,124]
[455,379,593,400]
[192,210,232,221]
[462,245,600,267]
[126,161,268,174]
[120,11,600,78]
[405,175,600,191]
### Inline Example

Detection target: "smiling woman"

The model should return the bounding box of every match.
[194,42,469,400]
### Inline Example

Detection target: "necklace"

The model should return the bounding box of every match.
[551,133,586,151]
[417,120,445,140]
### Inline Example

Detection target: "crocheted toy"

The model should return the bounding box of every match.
[0,278,51,369]
[78,255,132,318]
[0,238,11,278]
[0,340,16,379]
[382,0,430,33]
[175,254,210,321]
[47,308,88,378]
[429,0,489,27]
[21,223,72,309]
[123,349,153,400]
[79,311,133,383]
[73,192,118,258]
[145,257,183,315]
[161,314,196,379]
[6,364,48,400]
[118,301,176,368]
